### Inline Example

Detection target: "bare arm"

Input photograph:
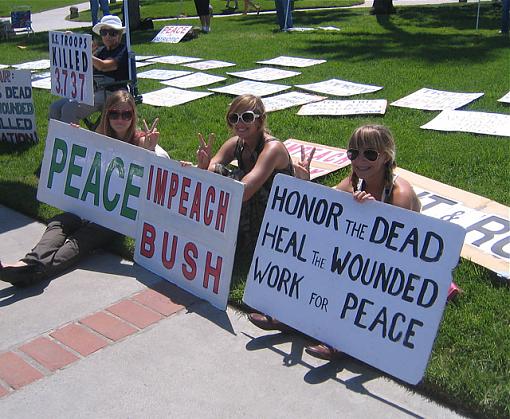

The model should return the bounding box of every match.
[92,55,119,72]
[391,178,422,212]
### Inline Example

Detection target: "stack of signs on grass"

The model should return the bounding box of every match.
[183,60,236,70]
[13,59,51,71]
[296,78,382,97]
[243,175,465,385]
[257,56,326,68]
[284,139,350,180]
[297,99,387,116]
[498,91,510,104]
[391,88,483,110]
[161,72,226,89]
[262,91,327,112]
[38,120,243,310]
[49,31,94,106]
[152,26,193,43]
[142,86,212,107]
[0,69,38,144]
[137,69,192,80]
[227,67,300,81]
[209,80,291,97]
[421,110,510,137]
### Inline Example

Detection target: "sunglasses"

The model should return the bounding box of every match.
[347,148,380,162]
[108,110,133,121]
[99,29,120,37]
[228,111,260,125]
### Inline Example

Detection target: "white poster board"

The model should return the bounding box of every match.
[0,69,38,144]
[209,80,291,97]
[151,25,193,43]
[498,91,510,104]
[297,99,387,116]
[257,56,326,68]
[296,78,383,97]
[391,88,484,111]
[183,60,236,70]
[135,61,154,69]
[147,55,202,65]
[31,72,52,90]
[243,175,465,385]
[0,64,9,69]
[421,110,510,137]
[262,91,327,112]
[137,69,192,80]
[134,163,243,310]
[13,59,51,71]
[142,86,213,107]
[161,72,226,89]
[49,31,94,106]
[227,67,300,81]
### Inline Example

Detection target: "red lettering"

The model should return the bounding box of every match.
[140,222,156,258]
[189,181,202,222]
[146,165,154,200]
[162,232,177,269]
[179,177,191,216]
[204,186,215,226]
[154,167,168,205]
[167,173,179,209]
[182,242,198,280]
[215,191,230,233]
[203,252,222,294]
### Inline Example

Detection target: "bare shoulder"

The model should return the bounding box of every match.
[392,177,421,212]
[335,176,354,193]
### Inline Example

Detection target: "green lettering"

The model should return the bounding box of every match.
[47,138,68,188]
[80,151,102,206]
[103,157,124,211]
[120,163,144,220]
[64,144,86,198]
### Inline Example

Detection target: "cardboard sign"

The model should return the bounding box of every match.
[161,72,226,89]
[0,69,38,144]
[227,67,301,81]
[49,31,94,106]
[243,175,465,384]
[137,69,192,80]
[391,88,484,111]
[498,91,510,104]
[262,91,327,112]
[296,78,382,97]
[297,99,387,116]
[134,163,243,310]
[147,55,202,65]
[183,60,236,70]
[257,56,326,68]
[152,25,193,43]
[13,59,51,71]
[142,86,212,108]
[209,80,291,97]
[31,72,52,90]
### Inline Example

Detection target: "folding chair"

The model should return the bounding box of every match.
[10,6,34,36]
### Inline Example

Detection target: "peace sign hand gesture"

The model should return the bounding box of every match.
[142,118,160,152]
[197,132,215,170]
[293,145,316,180]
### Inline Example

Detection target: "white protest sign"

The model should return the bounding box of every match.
[142,86,213,107]
[183,60,236,70]
[137,69,192,80]
[421,110,510,137]
[38,120,156,237]
[13,59,51,71]
[243,175,465,385]
[135,61,154,69]
[147,55,202,65]
[257,56,326,68]
[136,55,159,61]
[227,67,301,81]
[262,91,327,112]
[0,69,38,144]
[297,99,387,116]
[498,91,510,104]
[296,78,383,97]
[31,72,52,90]
[391,88,484,111]
[284,139,350,180]
[209,80,291,97]
[49,31,94,106]
[151,25,193,43]
[161,72,226,89]
[134,162,243,310]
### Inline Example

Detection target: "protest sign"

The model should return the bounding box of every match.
[136,55,159,61]
[421,110,510,137]
[209,80,291,97]
[147,55,202,65]
[262,91,327,112]
[183,60,236,70]
[135,61,154,69]
[227,67,301,81]
[137,69,192,80]
[244,175,465,385]
[296,78,383,97]
[13,59,51,71]
[297,99,387,116]
[134,162,243,310]
[161,72,226,89]
[38,120,153,237]
[49,31,94,106]
[142,86,213,107]
[257,56,326,68]
[152,25,193,43]
[0,69,38,144]
[391,88,483,111]
[498,91,510,104]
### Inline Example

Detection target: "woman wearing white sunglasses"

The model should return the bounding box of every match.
[196,94,294,259]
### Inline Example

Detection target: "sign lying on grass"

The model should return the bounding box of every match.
[243,175,465,385]
[391,88,483,111]
[257,56,326,68]
[421,110,510,137]
[38,120,243,309]
[498,91,510,104]
[297,99,387,116]
[49,31,94,106]
[147,55,202,65]
[161,72,226,89]
[183,60,236,70]
[137,69,192,80]
[152,25,193,43]
[262,91,326,113]
[296,78,382,97]
[31,72,52,90]
[142,86,212,107]
[0,69,38,144]
[209,80,291,97]
[13,59,51,71]
[227,67,301,82]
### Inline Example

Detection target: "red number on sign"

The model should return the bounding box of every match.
[79,73,85,101]
[70,71,77,98]
[54,67,61,94]
[62,69,68,95]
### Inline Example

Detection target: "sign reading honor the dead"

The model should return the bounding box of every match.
[243,175,465,384]
[0,69,38,144]
[50,31,94,106]
[134,162,243,310]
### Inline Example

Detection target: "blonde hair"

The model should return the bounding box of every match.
[96,90,137,143]
[348,124,397,191]
[226,94,269,136]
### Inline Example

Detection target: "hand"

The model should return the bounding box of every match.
[197,132,215,170]
[353,190,375,203]
[142,118,160,151]
[293,145,316,180]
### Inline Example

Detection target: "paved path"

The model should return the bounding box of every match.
[0,204,464,417]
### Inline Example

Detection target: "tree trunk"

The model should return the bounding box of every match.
[124,0,141,30]
[371,0,396,15]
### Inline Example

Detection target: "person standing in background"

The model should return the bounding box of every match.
[194,0,212,33]
[274,0,293,31]
[90,0,110,26]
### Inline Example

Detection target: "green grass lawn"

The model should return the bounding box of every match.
[0,3,509,417]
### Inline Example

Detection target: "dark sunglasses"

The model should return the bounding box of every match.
[347,148,380,162]
[99,29,120,37]
[228,111,260,125]
[108,110,133,121]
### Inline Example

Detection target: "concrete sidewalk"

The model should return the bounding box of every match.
[0,205,464,417]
